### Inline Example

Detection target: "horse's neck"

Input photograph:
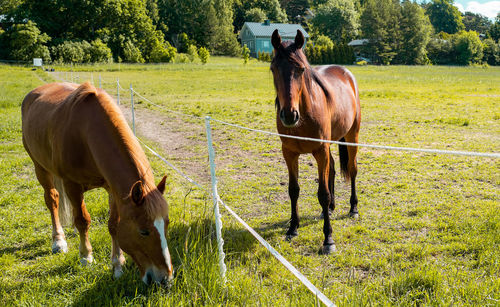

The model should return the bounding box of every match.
[300,74,326,114]
[86,104,151,198]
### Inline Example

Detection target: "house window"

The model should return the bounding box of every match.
[263,41,270,48]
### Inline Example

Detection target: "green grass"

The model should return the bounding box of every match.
[1,60,499,306]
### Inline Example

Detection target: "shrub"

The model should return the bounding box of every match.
[314,35,334,49]
[242,44,250,64]
[187,44,198,62]
[453,30,483,65]
[198,47,209,64]
[51,41,91,63]
[176,53,189,63]
[149,41,177,63]
[89,39,112,63]
[123,40,145,63]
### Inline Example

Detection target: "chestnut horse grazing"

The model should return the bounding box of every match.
[22,82,173,284]
[271,30,361,254]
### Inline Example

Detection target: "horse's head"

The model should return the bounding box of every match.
[113,176,173,285]
[271,29,308,128]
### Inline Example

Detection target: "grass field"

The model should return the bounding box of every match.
[0,59,499,306]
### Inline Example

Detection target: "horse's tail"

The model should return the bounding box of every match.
[338,137,350,181]
[53,177,73,227]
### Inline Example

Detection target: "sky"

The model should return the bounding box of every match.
[453,1,500,19]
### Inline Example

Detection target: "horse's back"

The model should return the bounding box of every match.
[22,82,100,175]
[313,65,361,139]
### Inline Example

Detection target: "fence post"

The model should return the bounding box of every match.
[205,116,227,282]
[99,74,102,89]
[116,78,120,105]
[130,84,135,135]
[91,72,94,86]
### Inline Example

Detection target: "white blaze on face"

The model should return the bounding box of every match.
[154,217,172,273]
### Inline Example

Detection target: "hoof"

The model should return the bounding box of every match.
[80,254,94,266]
[113,267,124,279]
[349,211,359,219]
[285,229,298,241]
[51,239,68,254]
[320,244,336,255]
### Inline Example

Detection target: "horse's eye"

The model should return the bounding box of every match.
[139,229,150,236]
[297,67,305,73]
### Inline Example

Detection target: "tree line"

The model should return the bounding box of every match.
[0,0,499,65]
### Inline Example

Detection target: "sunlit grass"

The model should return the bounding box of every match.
[0,62,499,305]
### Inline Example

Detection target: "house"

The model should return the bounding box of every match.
[239,20,309,58]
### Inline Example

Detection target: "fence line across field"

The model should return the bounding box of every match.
[49,70,499,307]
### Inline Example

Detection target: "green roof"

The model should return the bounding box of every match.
[242,22,309,38]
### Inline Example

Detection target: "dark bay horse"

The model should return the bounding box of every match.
[270,30,361,254]
[22,82,173,284]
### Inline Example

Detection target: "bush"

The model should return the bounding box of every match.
[453,30,483,65]
[305,43,355,65]
[198,47,209,64]
[187,44,198,62]
[176,53,189,63]
[89,39,112,63]
[149,41,177,63]
[123,40,145,63]
[482,38,499,65]
[51,41,91,64]
[314,35,334,49]
[257,51,272,62]
[242,44,250,64]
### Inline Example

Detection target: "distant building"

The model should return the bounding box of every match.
[239,20,310,58]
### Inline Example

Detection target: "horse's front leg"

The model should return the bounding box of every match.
[108,195,126,278]
[313,145,336,254]
[283,146,300,240]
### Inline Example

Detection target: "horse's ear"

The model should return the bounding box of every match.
[271,29,281,50]
[295,30,304,49]
[157,175,167,194]
[130,181,144,205]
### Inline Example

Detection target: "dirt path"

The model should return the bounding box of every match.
[119,105,211,186]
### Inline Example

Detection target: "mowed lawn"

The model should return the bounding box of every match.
[0,59,499,306]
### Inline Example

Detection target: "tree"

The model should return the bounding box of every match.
[233,0,287,30]
[360,0,400,64]
[311,0,359,43]
[15,0,164,62]
[4,21,51,61]
[462,12,492,34]
[187,44,198,62]
[211,0,241,56]
[282,0,310,24]
[482,38,499,65]
[394,0,432,64]
[314,34,334,49]
[489,13,500,42]
[245,7,267,22]
[453,30,483,64]
[425,0,465,34]
[89,39,113,63]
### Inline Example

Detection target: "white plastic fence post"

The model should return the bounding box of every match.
[91,72,94,85]
[99,74,102,88]
[117,79,120,105]
[130,84,135,135]
[205,116,227,282]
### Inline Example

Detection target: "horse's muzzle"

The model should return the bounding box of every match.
[280,109,300,127]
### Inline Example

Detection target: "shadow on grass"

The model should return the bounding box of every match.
[0,238,51,259]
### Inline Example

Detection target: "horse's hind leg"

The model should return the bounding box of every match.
[33,163,68,253]
[283,146,300,240]
[344,131,359,219]
[63,180,93,265]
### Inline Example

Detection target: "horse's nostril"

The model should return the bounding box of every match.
[145,272,152,285]
[279,109,285,120]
